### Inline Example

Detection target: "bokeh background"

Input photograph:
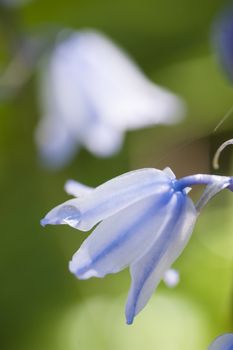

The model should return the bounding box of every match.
[0,0,233,349]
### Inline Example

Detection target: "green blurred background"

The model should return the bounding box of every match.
[0,0,233,349]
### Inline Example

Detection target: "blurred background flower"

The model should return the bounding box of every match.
[212,5,233,83]
[35,29,185,168]
[208,333,233,350]
[0,0,33,9]
[0,1,233,350]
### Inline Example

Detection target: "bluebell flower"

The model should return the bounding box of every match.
[212,6,233,82]
[35,30,185,168]
[208,334,233,350]
[41,167,232,324]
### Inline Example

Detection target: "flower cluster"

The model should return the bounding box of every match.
[41,167,232,324]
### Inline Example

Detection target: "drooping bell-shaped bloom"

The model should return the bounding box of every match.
[35,30,185,168]
[41,167,233,324]
[208,334,233,350]
[212,6,233,82]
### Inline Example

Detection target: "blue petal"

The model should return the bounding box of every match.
[41,168,172,231]
[69,190,175,279]
[208,334,233,350]
[125,193,197,324]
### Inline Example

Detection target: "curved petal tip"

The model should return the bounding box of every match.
[69,256,101,280]
[41,204,81,228]
[126,315,134,325]
[40,218,49,227]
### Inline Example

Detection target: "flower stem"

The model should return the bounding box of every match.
[174,174,231,192]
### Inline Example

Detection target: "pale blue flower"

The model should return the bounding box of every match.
[35,30,185,168]
[208,334,233,350]
[41,167,232,324]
